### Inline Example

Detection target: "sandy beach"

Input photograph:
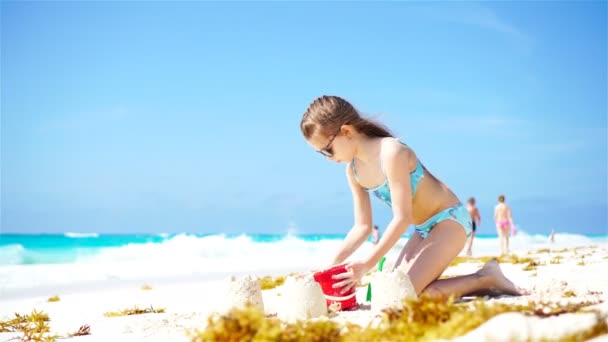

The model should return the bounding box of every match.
[2,242,607,341]
[3,0,607,340]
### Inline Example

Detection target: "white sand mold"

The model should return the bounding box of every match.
[371,268,417,312]
[222,275,264,314]
[277,275,327,322]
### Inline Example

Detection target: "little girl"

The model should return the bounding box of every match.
[300,95,525,299]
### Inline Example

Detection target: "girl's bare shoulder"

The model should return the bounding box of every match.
[381,137,414,157]
[380,137,416,167]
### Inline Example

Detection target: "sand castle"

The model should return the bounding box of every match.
[221,263,416,320]
[370,267,417,312]
[222,275,264,313]
[277,275,328,322]
[222,274,328,322]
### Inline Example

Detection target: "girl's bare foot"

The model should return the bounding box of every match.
[478,259,529,296]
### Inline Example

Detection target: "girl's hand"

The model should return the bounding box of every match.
[331,260,371,294]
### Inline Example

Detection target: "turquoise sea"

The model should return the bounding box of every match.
[1,232,606,266]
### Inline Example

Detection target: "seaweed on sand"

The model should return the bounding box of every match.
[0,310,57,342]
[47,296,60,303]
[450,254,540,267]
[104,306,165,317]
[259,275,287,290]
[190,295,606,342]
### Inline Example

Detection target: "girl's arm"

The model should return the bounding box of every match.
[363,141,413,269]
[331,162,373,265]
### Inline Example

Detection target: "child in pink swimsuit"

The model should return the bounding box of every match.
[494,195,515,255]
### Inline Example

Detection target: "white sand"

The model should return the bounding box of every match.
[1,245,607,341]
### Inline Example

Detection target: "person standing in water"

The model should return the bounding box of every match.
[300,95,525,299]
[494,194,515,255]
[371,225,380,245]
[465,197,481,256]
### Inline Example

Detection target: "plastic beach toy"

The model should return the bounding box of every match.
[366,256,386,301]
[313,264,357,311]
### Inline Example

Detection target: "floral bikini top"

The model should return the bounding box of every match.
[350,143,424,208]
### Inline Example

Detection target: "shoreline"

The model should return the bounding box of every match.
[2,244,607,341]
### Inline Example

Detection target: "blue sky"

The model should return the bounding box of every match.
[2,1,606,235]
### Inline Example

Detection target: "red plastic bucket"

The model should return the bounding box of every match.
[313,264,357,311]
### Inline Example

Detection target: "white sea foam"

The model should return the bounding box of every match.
[0,232,604,297]
[0,244,26,265]
[64,232,100,238]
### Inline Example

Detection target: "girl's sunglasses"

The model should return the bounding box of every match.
[317,129,340,157]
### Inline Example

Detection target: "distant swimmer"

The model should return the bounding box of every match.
[494,194,515,255]
[371,225,380,245]
[464,197,481,256]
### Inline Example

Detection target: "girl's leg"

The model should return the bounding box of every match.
[469,231,475,255]
[425,259,526,299]
[465,231,475,256]
[406,220,523,299]
[496,224,505,255]
[393,232,423,270]
[500,226,510,254]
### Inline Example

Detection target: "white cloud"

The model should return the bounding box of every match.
[454,5,525,38]
[419,3,532,44]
